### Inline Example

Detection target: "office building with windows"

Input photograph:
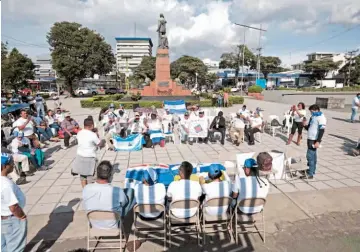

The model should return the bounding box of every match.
[115,37,153,76]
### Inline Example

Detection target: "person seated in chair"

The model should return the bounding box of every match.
[230,112,245,146]
[145,112,164,146]
[83,161,136,229]
[104,113,120,150]
[134,168,166,219]
[209,111,226,145]
[179,111,192,144]
[33,112,59,143]
[231,159,269,214]
[196,110,209,143]
[167,161,202,218]
[244,112,263,145]
[129,112,145,135]
[54,107,66,123]
[60,113,79,150]
[199,166,231,216]
[45,110,61,136]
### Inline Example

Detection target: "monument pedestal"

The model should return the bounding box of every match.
[134,48,191,96]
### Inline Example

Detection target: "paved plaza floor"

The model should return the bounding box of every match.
[21,97,360,251]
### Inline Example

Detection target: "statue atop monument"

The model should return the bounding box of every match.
[157,13,168,49]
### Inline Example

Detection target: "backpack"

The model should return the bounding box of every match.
[143,133,153,148]
[256,152,273,173]
[270,119,281,127]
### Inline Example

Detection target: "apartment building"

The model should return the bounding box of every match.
[34,55,56,79]
[115,37,153,75]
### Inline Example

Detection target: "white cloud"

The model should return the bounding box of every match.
[2,0,360,65]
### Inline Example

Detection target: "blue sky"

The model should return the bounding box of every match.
[2,0,360,67]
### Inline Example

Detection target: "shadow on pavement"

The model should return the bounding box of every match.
[331,117,351,123]
[25,198,80,252]
[328,134,357,154]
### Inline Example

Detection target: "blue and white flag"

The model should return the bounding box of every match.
[148,130,165,144]
[163,100,187,114]
[113,134,143,151]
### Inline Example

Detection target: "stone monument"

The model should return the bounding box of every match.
[137,14,191,96]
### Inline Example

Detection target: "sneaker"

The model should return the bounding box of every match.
[61,146,68,150]
[38,165,49,171]
[300,175,313,179]
[25,171,35,176]
[16,177,27,185]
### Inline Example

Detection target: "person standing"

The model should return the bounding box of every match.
[35,94,45,119]
[223,91,229,107]
[287,102,306,145]
[73,118,105,188]
[1,153,27,252]
[301,104,326,179]
[350,93,360,123]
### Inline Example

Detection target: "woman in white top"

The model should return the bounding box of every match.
[45,110,61,136]
[287,102,306,145]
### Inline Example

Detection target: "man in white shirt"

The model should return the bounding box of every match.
[54,108,65,123]
[145,113,162,131]
[244,112,263,145]
[350,93,360,123]
[199,166,231,216]
[13,109,42,148]
[83,161,135,229]
[72,118,105,188]
[134,168,166,218]
[167,161,202,218]
[231,158,269,214]
[179,112,192,143]
[104,114,120,150]
[1,153,27,252]
[230,112,245,146]
[129,112,145,134]
[238,105,250,120]
[197,110,209,143]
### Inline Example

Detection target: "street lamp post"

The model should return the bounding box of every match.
[195,72,198,89]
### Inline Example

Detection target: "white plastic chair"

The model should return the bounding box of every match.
[282,115,293,137]
[266,115,281,137]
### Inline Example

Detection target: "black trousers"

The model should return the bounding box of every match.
[245,128,260,143]
[209,128,226,144]
[291,121,304,135]
[64,132,77,147]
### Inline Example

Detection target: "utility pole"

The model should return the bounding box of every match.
[134,22,137,37]
[233,23,267,91]
[346,49,359,86]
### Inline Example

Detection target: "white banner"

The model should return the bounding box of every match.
[188,119,209,138]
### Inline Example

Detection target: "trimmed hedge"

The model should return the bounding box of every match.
[92,94,124,101]
[229,96,244,104]
[300,86,360,92]
[81,99,215,109]
[248,86,263,93]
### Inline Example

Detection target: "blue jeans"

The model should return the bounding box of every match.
[36,105,45,118]
[1,216,27,252]
[306,147,317,176]
[49,123,60,136]
[37,127,53,141]
[350,108,357,122]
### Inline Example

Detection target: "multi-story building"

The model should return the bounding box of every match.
[291,63,304,71]
[304,52,346,79]
[305,52,338,62]
[115,37,153,76]
[34,55,56,79]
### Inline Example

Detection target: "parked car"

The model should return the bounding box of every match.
[74,87,98,96]
[37,89,58,97]
[105,87,127,95]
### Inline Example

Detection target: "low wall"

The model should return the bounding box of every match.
[263,90,357,105]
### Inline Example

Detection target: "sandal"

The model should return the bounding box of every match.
[126,240,142,252]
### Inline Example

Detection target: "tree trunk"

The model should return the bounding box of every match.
[66,78,75,97]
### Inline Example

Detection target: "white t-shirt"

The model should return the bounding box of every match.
[148,119,162,131]
[130,120,144,133]
[232,175,269,214]
[76,129,101,158]
[202,181,232,216]
[45,115,55,125]
[293,109,306,122]
[197,116,209,128]
[167,179,202,218]
[250,117,263,128]
[13,118,34,136]
[232,118,245,129]
[105,121,118,135]
[10,137,31,154]
[180,118,191,129]
[352,96,359,110]
[55,113,65,123]
[134,183,166,218]
[1,176,26,216]
[162,114,173,122]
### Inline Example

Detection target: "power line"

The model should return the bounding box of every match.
[2,35,49,48]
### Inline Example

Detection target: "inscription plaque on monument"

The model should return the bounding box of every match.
[158,81,169,87]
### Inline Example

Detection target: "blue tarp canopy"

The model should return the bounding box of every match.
[1,104,29,115]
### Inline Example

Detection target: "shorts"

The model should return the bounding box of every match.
[80,175,90,181]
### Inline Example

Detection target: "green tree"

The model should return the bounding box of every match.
[340,55,360,86]
[219,45,256,81]
[204,72,218,86]
[47,22,115,95]
[170,55,207,87]
[133,56,156,81]
[1,47,35,91]
[260,56,282,78]
[304,59,342,80]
